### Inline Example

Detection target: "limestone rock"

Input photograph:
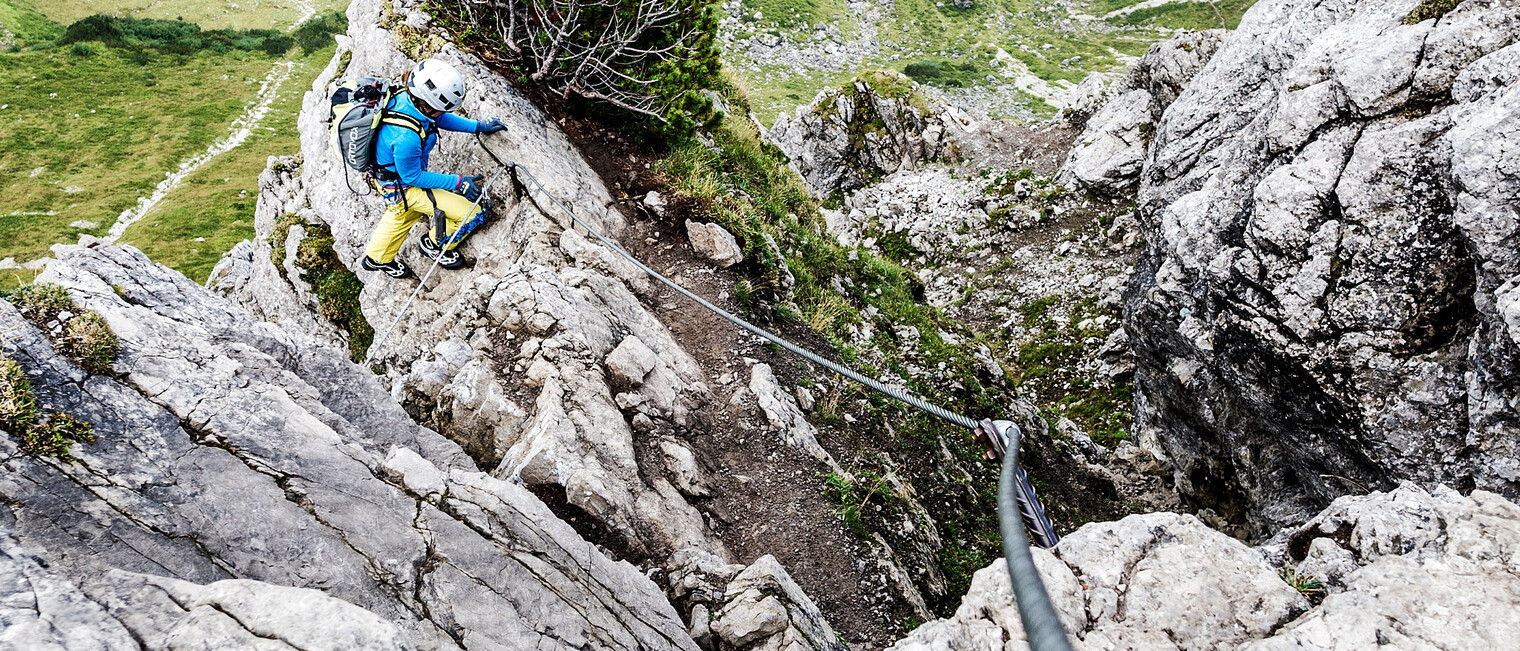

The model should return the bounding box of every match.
[607,334,661,388]
[1119,0,1520,535]
[644,190,668,217]
[4,242,698,650]
[748,363,837,470]
[215,0,722,565]
[711,556,846,651]
[1058,30,1226,196]
[685,220,745,268]
[896,484,1520,650]
[767,73,1015,198]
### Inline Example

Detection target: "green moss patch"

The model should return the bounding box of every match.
[1404,0,1459,23]
[288,220,374,362]
[0,355,94,460]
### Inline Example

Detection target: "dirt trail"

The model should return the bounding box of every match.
[104,59,296,244]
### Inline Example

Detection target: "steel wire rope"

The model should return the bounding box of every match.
[363,164,511,367]
[995,420,1076,651]
[392,134,1074,650]
[512,162,979,429]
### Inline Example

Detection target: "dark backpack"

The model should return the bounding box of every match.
[328,78,427,186]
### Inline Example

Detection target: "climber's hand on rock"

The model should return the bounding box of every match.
[477,118,506,134]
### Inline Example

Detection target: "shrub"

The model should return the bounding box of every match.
[0,357,40,436]
[70,42,95,57]
[8,282,74,323]
[430,0,723,140]
[0,357,92,460]
[292,223,374,361]
[60,15,296,56]
[21,412,95,460]
[60,311,119,374]
[293,11,348,54]
[1404,0,1459,23]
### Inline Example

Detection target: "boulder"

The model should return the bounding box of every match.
[215,0,722,564]
[895,484,1520,650]
[748,363,837,470]
[685,220,745,268]
[3,243,698,649]
[710,555,847,651]
[607,334,661,388]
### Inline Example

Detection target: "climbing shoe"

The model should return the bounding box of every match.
[361,255,414,279]
[419,235,468,270]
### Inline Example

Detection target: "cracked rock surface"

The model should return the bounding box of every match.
[211,0,724,563]
[1114,0,1520,535]
[892,483,1520,650]
[1,243,699,650]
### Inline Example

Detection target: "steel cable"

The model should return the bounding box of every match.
[996,419,1075,651]
[508,162,981,430]
[364,133,1071,649]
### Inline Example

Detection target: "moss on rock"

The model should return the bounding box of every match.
[295,223,375,362]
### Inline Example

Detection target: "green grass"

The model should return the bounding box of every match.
[1,353,94,460]
[1013,295,1133,445]
[22,0,348,31]
[740,0,853,30]
[121,50,326,282]
[1111,0,1257,30]
[0,0,62,47]
[724,0,1252,120]
[730,0,1171,121]
[0,45,290,263]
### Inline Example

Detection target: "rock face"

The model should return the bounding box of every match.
[1118,0,1520,535]
[213,0,725,564]
[1057,30,1225,196]
[2,243,698,650]
[893,483,1520,650]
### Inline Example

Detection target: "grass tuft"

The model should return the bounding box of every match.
[5,283,120,374]
[0,355,94,460]
[0,356,40,435]
[9,282,74,323]
[60,310,119,374]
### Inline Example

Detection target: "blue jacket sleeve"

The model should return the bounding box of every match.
[436,112,480,133]
[386,130,459,190]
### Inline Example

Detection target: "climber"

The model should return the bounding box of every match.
[358,58,508,279]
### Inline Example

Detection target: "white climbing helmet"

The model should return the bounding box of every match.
[407,58,466,112]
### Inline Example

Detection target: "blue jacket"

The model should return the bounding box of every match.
[375,91,480,191]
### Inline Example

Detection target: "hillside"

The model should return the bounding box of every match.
[723,0,1259,122]
[0,2,343,284]
[2,0,1519,648]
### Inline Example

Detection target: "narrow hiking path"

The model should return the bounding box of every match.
[291,0,317,30]
[104,60,296,244]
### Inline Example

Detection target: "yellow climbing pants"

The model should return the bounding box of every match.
[363,186,487,263]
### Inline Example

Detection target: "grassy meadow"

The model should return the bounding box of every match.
[19,0,347,31]
[732,0,1258,121]
[0,0,343,282]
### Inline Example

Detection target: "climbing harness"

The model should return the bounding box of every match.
[365,132,1073,648]
[361,162,512,367]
